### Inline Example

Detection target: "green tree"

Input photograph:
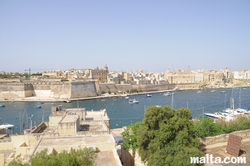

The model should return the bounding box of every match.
[8,148,96,166]
[122,122,145,152]
[8,155,29,166]
[193,118,223,138]
[137,106,203,166]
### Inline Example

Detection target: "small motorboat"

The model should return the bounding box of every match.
[36,105,41,108]
[129,99,139,104]
[0,104,5,107]
[163,92,173,96]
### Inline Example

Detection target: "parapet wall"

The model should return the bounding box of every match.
[200,129,250,147]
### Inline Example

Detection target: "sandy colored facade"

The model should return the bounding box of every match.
[0,106,122,166]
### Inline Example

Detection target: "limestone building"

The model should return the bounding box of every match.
[0,105,122,166]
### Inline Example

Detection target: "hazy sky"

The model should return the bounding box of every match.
[1,0,250,73]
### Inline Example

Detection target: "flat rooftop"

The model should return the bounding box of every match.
[60,115,78,123]
[35,135,114,151]
[85,110,110,121]
[33,135,119,166]
[95,151,120,166]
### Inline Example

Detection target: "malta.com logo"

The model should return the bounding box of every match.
[190,154,246,164]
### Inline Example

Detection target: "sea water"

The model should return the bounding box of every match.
[0,88,250,134]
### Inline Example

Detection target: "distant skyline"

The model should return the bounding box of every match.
[1,0,250,73]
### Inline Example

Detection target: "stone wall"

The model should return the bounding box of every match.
[0,83,26,98]
[24,84,34,97]
[121,149,146,166]
[58,115,80,136]
[50,82,71,99]
[70,81,97,98]
[99,83,176,93]
[200,129,250,148]
[175,83,200,90]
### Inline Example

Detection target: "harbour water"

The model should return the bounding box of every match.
[0,87,250,134]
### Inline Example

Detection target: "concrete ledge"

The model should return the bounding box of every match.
[200,129,250,149]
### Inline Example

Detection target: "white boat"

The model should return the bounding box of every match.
[204,112,226,119]
[129,99,139,104]
[0,123,14,129]
[223,108,249,115]
[211,90,216,92]
[125,96,129,99]
[146,94,152,97]
[64,100,71,103]
[197,90,202,93]
[163,92,173,96]
[36,105,41,108]
[0,104,5,107]
[221,88,250,116]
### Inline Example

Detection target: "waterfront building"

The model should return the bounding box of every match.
[0,106,122,166]
[233,70,250,80]
[166,69,195,84]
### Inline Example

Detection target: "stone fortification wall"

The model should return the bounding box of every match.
[50,82,71,99]
[0,79,21,83]
[0,83,28,99]
[23,84,34,97]
[32,82,52,98]
[99,83,176,93]
[70,81,97,98]
[131,84,176,92]
[175,83,200,90]
[0,81,98,99]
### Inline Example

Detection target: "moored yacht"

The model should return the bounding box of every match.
[0,123,14,129]
[204,112,227,119]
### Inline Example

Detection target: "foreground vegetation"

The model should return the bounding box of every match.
[8,148,96,166]
[122,106,250,166]
[122,106,204,166]
[193,115,250,138]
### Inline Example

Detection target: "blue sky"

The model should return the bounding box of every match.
[0,0,250,73]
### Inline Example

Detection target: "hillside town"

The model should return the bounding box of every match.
[1,65,250,88]
[1,66,250,166]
